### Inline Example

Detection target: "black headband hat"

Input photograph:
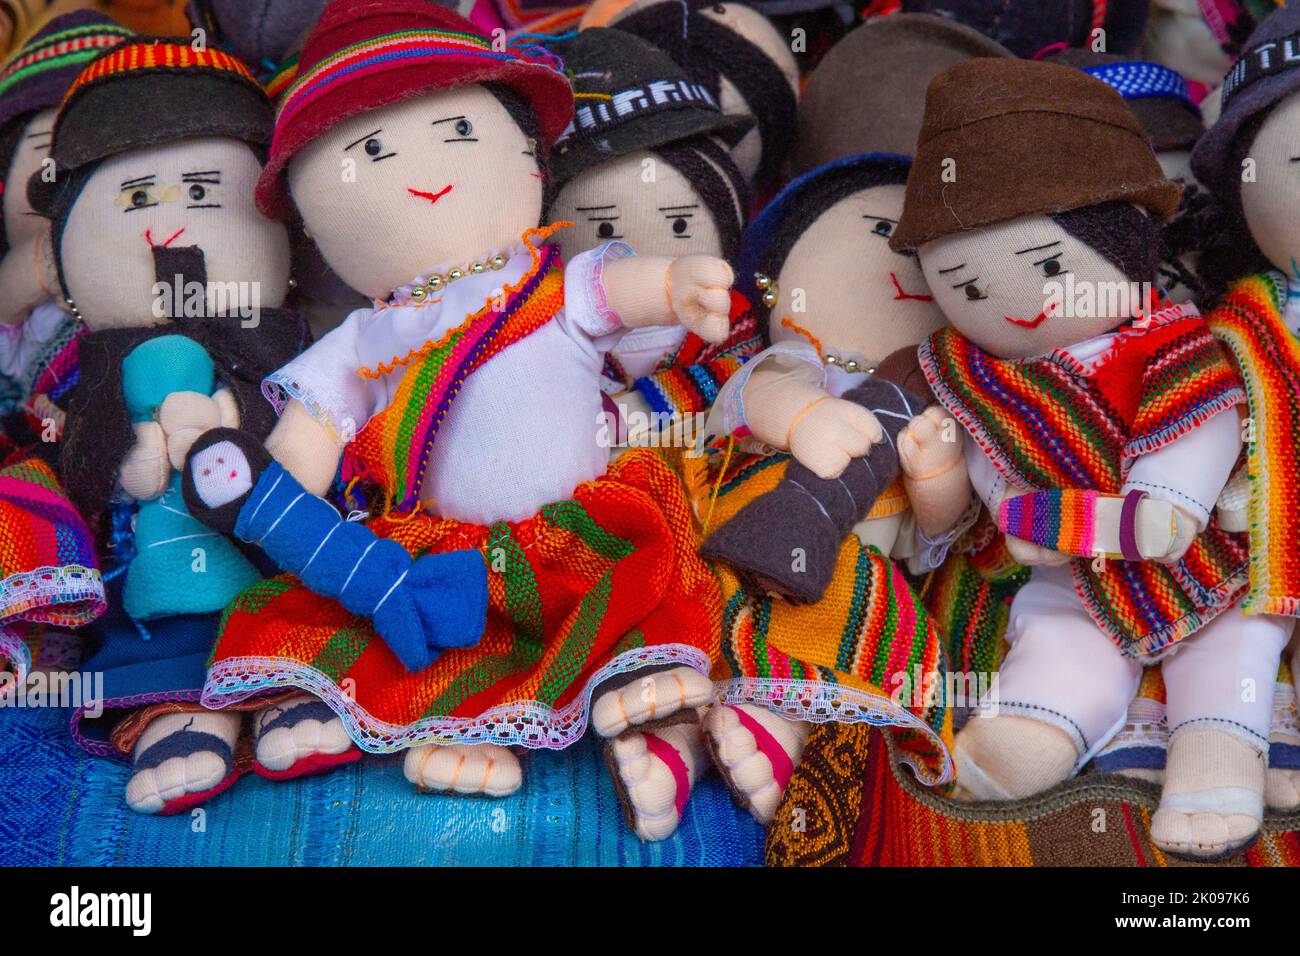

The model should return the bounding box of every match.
[1192,3,1300,208]
[547,26,751,186]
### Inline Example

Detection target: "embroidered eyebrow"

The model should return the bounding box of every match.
[950,275,980,289]
[862,214,899,222]
[25,129,51,139]
[344,129,383,151]
[574,204,617,211]
[658,204,699,212]
[120,175,156,189]
[431,115,467,126]
[1014,240,1062,255]
[936,263,966,275]
[1032,252,1064,266]
[182,171,221,183]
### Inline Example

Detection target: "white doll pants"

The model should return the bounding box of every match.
[980,564,1292,769]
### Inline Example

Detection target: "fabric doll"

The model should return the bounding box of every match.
[599,151,974,840]
[893,57,1294,860]
[600,0,800,190]
[545,27,758,444]
[26,37,336,814]
[791,12,1013,178]
[1189,1,1300,812]
[180,0,731,802]
[0,12,131,442]
[898,0,1149,59]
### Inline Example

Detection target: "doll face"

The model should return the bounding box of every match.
[771,183,944,362]
[60,136,291,331]
[3,108,55,253]
[548,149,730,262]
[287,85,544,299]
[919,213,1139,359]
[1240,93,1300,277]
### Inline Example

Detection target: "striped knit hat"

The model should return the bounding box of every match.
[255,0,573,221]
[0,9,132,132]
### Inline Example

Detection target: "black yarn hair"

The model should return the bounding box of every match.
[616,0,798,187]
[484,81,548,216]
[752,159,911,337]
[0,116,24,260]
[650,134,750,264]
[1048,201,1161,287]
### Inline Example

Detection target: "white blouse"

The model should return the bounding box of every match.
[264,239,635,525]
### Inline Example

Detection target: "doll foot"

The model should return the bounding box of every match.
[252,696,360,779]
[126,710,242,815]
[1265,767,1300,810]
[606,718,707,841]
[951,714,1078,801]
[1114,767,1165,787]
[1150,730,1265,860]
[591,665,714,738]
[404,743,521,796]
[702,703,810,824]
[182,427,272,533]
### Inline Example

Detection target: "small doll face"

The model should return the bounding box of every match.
[771,183,944,361]
[1239,92,1300,277]
[3,108,55,253]
[59,136,291,330]
[919,213,1138,360]
[287,85,544,299]
[549,149,729,262]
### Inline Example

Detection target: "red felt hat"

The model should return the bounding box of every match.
[254,0,574,220]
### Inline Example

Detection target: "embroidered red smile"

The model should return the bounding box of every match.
[408,184,453,204]
[890,272,934,302]
[1005,302,1058,329]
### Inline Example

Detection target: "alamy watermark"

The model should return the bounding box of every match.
[151,275,262,328]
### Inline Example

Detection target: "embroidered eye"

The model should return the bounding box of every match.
[1037,255,1064,278]
[131,189,150,207]
[454,118,473,137]
[871,219,893,238]
[188,184,206,202]
[962,281,987,301]
[364,137,384,157]
[672,217,688,235]
[597,221,614,239]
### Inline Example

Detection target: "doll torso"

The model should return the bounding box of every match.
[269,240,627,525]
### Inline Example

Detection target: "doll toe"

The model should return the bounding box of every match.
[1150,809,1261,859]
[608,732,686,841]
[403,743,521,797]
[253,697,357,776]
[126,750,230,815]
[1265,767,1300,810]
[591,666,713,738]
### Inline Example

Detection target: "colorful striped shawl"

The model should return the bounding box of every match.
[920,312,1249,659]
[348,229,565,515]
[1206,272,1300,617]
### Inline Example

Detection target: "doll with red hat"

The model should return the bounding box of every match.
[895,57,1293,860]
[182,0,731,801]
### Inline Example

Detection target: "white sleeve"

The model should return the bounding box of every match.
[1122,406,1242,532]
[262,307,382,447]
[965,438,1009,514]
[558,240,635,355]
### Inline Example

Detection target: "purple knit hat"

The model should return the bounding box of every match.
[0,10,134,133]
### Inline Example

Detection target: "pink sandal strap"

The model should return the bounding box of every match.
[642,732,690,817]
[729,705,794,791]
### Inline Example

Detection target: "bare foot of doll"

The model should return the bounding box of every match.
[403,743,521,796]
[1266,767,1300,810]
[1115,767,1165,786]
[1150,729,1265,859]
[607,716,708,841]
[126,710,242,814]
[950,714,1078,801]
[590,665,713,738]
[703,703,810,823]
[252,695,359,779]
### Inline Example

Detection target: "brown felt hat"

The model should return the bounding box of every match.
[792,13,1014,176]
[891,58,1183,253]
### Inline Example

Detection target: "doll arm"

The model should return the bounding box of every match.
[0,235,55,327]
[118,422,171,501]
[898,406,972,538]
[602,255,733,344]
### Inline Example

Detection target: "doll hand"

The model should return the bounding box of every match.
[159,391,223,470]
[119,421,171,501]
[667,255,733,344]
[898,406,963,481]
[1003,533,1073,568]
[1141,502,1198,565]
[788,396,883,480]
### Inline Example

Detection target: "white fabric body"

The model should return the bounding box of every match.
[265,240,633,525]
[609,323,688,381]
[962,328,1285,762]
[0,298,70,382]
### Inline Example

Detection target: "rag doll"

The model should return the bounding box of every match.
[600,0,799,190]
[898,0,1149,58]
[601,150,975,840]
[1189,1,1300,811]
[27,37,342,815]
[894,57,1293,860]
[180,0,732,803]
[545,27,757,443]
[791,11,1012,177]
[0,12,131,441]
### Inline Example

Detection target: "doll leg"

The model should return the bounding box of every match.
[590,665,715,738]
[1151,611,1292,858]
[606,714,710,841]
[404,744,522,797]
[126,710,243,814]
[251,695,360,780]
[702,703,811,824]
[952,566,1142,800]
